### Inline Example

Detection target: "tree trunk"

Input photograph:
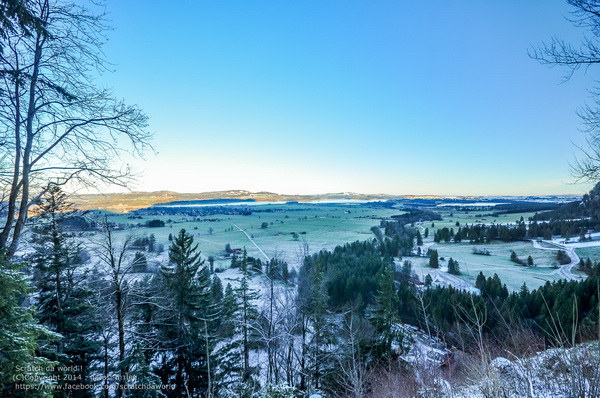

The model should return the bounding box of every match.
[103,335,109,398]
[116,287,126,397]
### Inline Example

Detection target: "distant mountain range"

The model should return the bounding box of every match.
[70,190,582,213]
[70,190,396,212]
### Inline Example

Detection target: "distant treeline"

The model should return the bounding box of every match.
[438,202,561,214]
[133,206,254,216]
[390,208,442,224]
[434,222,528,243]
[436,218,598,243]
[533,181,600,222]
[492,202,562,214]
[158,199,256,206]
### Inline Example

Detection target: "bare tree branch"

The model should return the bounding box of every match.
[531,0,600,182]
[0,0,152,257]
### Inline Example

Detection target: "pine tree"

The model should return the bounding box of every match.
[126,342,162,398]
[0,253,55,396]
[424,274,433,287]
[235,264,261,384]
[370,263,402,369]
[157,229,217,397]
[306,261,336,391]
[213,286,243,393]
[31,186,100,395]
[448,257,460,275]
[429,249,439,268]
[219,283,237,338]
[213,264,263,395]
[475,272,486,290]
[211,275,224,304]
[148,234,156,252]
[132,251,148,272]
[208,256,215,273]
[128,275,162,394]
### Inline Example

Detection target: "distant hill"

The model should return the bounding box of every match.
[70,190,395,212]
[70,189,582,213]
[532,182,600,221]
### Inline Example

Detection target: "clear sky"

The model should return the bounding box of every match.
[93,0,598,196]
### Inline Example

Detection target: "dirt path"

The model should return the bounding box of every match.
[531,240,582,281]
[225,222,270,262]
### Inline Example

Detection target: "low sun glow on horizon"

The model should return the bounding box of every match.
[79,1,598,198]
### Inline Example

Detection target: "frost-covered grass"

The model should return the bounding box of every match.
[89,204,398,269]
[409,241,563,291]
[427,210,537,234]
[575,246,600,264]
[80,205,581,292]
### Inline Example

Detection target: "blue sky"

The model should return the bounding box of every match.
[96,0,597,196]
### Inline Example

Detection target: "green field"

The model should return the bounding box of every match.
[86,204,578,291]
[93,204,399,271]
[575,246,600,264]
[409,241,563,291]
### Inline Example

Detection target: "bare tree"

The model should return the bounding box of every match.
[279,282,302,388]
[530,0,600,182]
[95,218,135,398]
[335,312,372,398]
[90,272,116,398]
[0,0,151,257]
[414,288,432,339]
[454,295,488,363]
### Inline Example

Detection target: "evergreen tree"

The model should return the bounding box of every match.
[31,186,100,395]
[429,249,439,268]
[219,284,237,338]
[235,264,261,383]
[213,284,243,392]
[132,251,148,272]
[447,257,460,275]
[126,342,162,398]
[306,261,336,391]
[424,274,433,287]
[211,275,224,304]
[157,229,217,397]
[370,264,402,369]
[148,233,156,252]
[0,253,55,396]
[475,272,486,290]
[213,265,262,395]
[128,275,162,395]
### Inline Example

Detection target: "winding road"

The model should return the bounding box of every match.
[531,240,582,281]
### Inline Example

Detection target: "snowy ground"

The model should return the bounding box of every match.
[447,342,600,398]
[533,239,585,281]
